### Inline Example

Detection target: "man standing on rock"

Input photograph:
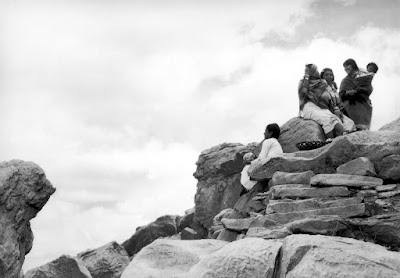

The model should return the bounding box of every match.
[240,123,283,194]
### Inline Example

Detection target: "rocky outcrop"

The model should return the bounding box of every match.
[24,255,92,278]
[379,116,400,132]
[0,160,56,278]
[121,215,179,257]
[193,143,257,231]
[278,117,326,153]
[250,131,400,181]
[77,241,130,278]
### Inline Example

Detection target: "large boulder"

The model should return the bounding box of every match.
[121,215,179,257]
[77,241,130,278]
[24,255,92,278]
[379,117,400,132]
[250,131,400,181]
[278,117,326,153]
[120,239,228,278]
[278,234,400,278]
[193,143,257,231]
[0,160,56,278]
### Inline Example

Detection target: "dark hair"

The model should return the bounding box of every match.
[367,62,379,73]
[266,123,280,139]
[343,58,359,71]
[320,68,334,81]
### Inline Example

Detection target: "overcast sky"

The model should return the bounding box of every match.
[1,0,400,271]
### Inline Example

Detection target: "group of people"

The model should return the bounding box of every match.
[240,58,379,193]
[299,59,378,139]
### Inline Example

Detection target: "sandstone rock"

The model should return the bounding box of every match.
[233,182,268,217]
[121,215,179,257]
[216,229,239,242]
[285,216,350,235]
[266,197,362,214]
[0,160,56,278]
[246,227,292,239]
[376,184,398,192]
[279,234,400,278]
[256,204,365,225]
[271,185,351,199]
[178,207,195,233]
[77,241,130,278]
[336,157,377,176]
[193,143,257,230]
[271,170,315,186]
[379,117,400,132]
[221,217,258,232]
[250,131,400,181]
[378,189,400,198]
[310,174,383,188]
[120,239,228,278]
[24,255,92,278]
[181,228,199,240]
[183,238,282,278]
[357,190,377,197]
[278,117,326,153]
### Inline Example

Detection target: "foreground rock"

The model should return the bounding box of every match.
[121,239,228,278]
[122,215,179,257]
[250,131,400,181]
[279,234,400,278]
[24,255,92,278]
[77,241,130,278]
[0,160,56,278]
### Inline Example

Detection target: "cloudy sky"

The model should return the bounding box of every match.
[1,0,399,271]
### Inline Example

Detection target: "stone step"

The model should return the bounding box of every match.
[336,157,377,176]
[221,217,258,232]
[246,226,291,239]
[271,185,350,199]
[266,197,363,214]
[375,184,398,192]
[310,174,383,188]
[271,170,315,186]
[253,203,365,225]
[378,189,400,198]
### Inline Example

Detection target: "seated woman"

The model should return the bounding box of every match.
[298,64,355,139]
[339,59,375,131]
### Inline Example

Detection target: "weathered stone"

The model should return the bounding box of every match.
[278,117,326,153]
[250,131,400,181]
[271,186,350,199]
[336,157,377,176]
[376,184,398,192]
[77,241,129,278]
[246,227,292,239]
[178,207,195,233]
[181,227,199,240]
[184,238,282,278]
[378,190,400,198]
[233,182,268,217]
[24,255,92,278]
[310,174,383,188]
[121,215,179,257]
[216,229,239,242]
[279,234,400,278]
[271,170,315,186]
[0,160,56,278]
[267,197,363,214]
[259,204,365,224]
[357,190,377,197]
[285,216,350,236]
[379,117,400,132]
[120,239,228,278]
[221,217,258,232]
[193,143,257,230]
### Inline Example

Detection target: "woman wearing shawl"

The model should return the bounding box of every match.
[339,58,375,130]
[298,64,355,139]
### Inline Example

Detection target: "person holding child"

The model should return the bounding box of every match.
[339,58,377,130]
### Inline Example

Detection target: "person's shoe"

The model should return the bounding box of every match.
[326,138,333,143]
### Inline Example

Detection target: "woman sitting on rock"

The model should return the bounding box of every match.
[298,64,355,139]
